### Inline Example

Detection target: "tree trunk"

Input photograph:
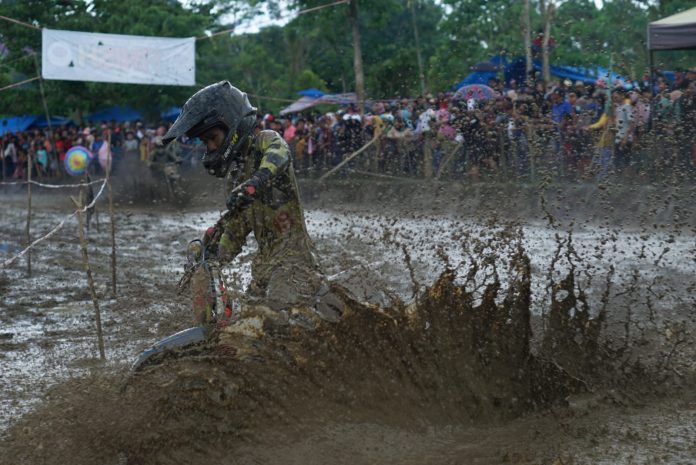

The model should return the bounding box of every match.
[349,0,365,113]
[409,0,427,96]
[522,0,533,85]
[541,0,555,86]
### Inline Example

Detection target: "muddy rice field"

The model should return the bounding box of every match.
[1,177,695,464]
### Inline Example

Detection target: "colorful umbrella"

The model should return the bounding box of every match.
[98,140,111,172]
[64,146,93,176]
[453,84,496,101]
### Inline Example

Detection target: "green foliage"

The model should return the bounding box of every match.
[0,0,214,120]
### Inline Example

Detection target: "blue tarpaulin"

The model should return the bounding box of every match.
[297,88,325,98]
[0,115,73,135]
[85,106,142,123]
[455,56,628,91]
[30,115,74,128]
[161,107,181,121]
[0,116,36,136]
[453,71,498,89]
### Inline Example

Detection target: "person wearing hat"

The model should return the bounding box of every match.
[162,81,343,328]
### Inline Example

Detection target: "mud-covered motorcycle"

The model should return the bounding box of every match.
[130,230,239,372]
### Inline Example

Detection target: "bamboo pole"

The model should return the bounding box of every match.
[33,54,57,178]
[25,151,32,276]
[435,142,463,180]
[319,136,377,181]
[106,131,117,297]
[71,194,106,360]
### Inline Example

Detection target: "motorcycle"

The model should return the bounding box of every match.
[130,237,239,373]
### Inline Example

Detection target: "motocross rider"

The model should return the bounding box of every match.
[162,81,342,326]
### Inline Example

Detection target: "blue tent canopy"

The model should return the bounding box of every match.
[161,107,181,121]
[86,106,142,123]
[297,88,325,98]
[0,116,36,136]
[0,115,73,135]
[456,56,629,91]
[30,115,74,128]
[453,71,497,89]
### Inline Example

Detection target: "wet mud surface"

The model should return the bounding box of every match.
[1,179,695,464]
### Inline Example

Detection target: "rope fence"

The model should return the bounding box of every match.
[0,178,104,188]
[0,178,107,269]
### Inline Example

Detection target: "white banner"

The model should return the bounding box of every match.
[41,28,195,86]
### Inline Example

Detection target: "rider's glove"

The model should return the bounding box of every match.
[226,168,271,212]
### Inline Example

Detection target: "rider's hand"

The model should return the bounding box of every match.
[226,168,271,212]
[226,189,254,212]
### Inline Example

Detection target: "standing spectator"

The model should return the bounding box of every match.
[35,140,48,178]
[632,88,651,150]
[385,116,413,174]
[343,105,363,154]
[511,101,531,177]
[415,103,437,178]
[314,115,334,172]
[676,79,696,172]
[399,98,414,129]
[294,118,309,173]
[584,97,614,180]
[3,136,17,178]
[282,118,296,144]
[549,88,574,173]
[613,88,634,174]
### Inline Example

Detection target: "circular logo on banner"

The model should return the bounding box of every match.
[47,41,73,68]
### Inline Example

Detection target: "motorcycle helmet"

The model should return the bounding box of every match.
[163,81,257,177]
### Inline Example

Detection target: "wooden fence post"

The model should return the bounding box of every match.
[25,152,32,276]
[106,132,117,298]
[71,194,106,360]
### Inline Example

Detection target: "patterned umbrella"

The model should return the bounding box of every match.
[453,84,496,101]
[98,140,111,172]
[64,145,93,176]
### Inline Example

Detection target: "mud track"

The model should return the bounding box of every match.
[0,177,695,464]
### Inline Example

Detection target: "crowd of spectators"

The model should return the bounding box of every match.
[0,122,202,181]
[269,69,696,181]
[3,68,696,184]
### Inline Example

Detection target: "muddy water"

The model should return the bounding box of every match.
[0,182,695,464]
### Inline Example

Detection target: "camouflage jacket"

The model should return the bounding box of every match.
[217,130,319,288]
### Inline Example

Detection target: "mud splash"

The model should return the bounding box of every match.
[0,232,592,465]
[1,188,693,464]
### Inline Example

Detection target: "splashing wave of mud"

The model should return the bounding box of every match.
[1,233,592,465]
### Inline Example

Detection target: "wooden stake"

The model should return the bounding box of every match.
[71,194,106,360]
[25,151,32,276]
[106,131,117,297]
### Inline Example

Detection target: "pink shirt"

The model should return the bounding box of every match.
[283,125,296,142]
